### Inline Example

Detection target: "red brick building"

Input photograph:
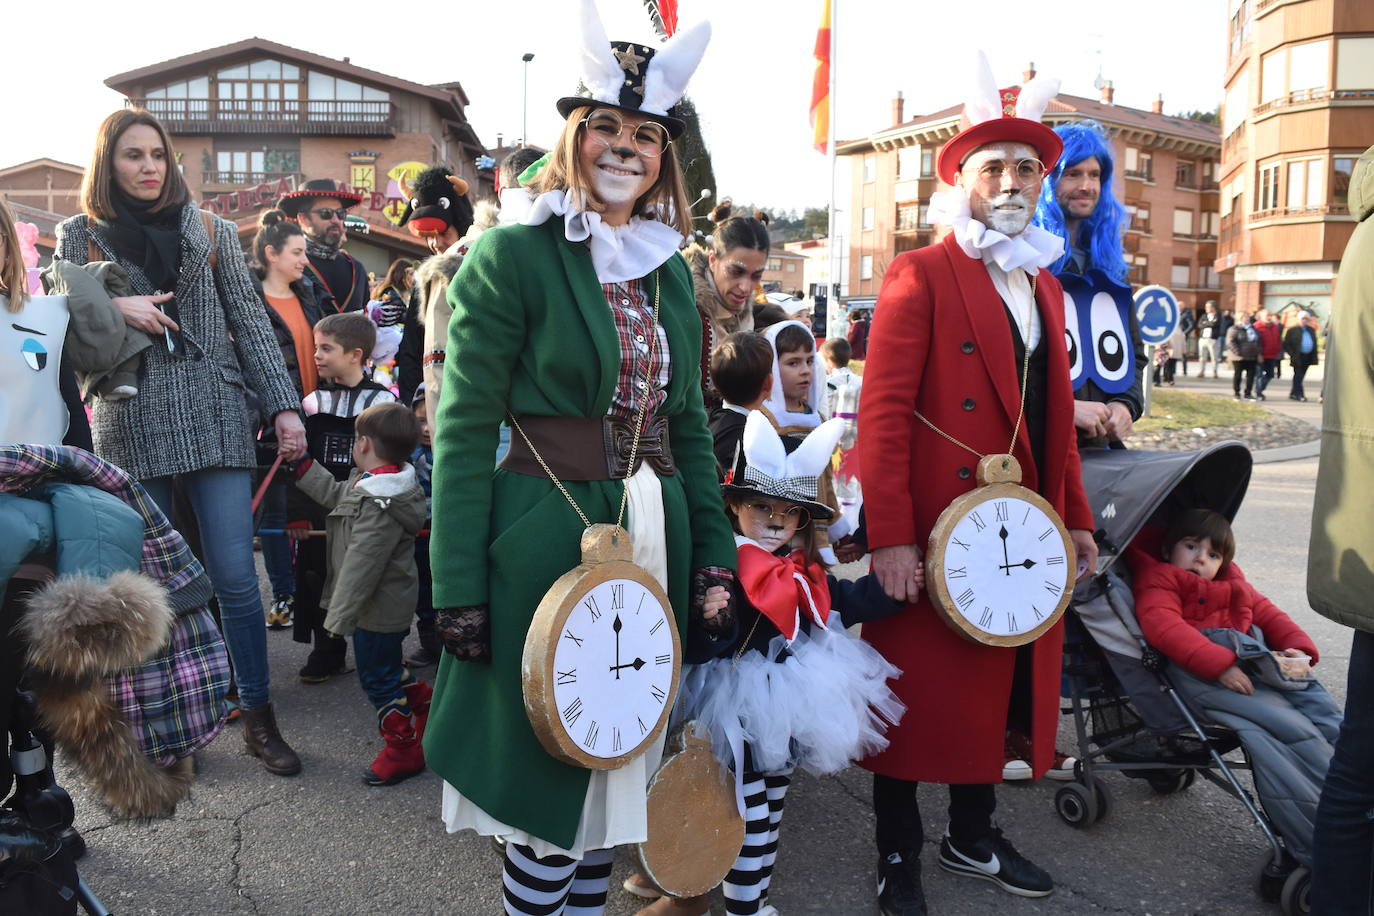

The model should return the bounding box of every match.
[837,74,1232,314]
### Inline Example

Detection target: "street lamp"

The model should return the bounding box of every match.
[521,53,535,146]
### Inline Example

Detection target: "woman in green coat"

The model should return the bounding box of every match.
[423,6,736,913]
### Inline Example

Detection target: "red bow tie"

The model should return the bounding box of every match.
[736,544,832,641]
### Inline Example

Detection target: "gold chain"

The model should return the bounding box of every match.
[507,271,662,531]
[913,274,1036,460]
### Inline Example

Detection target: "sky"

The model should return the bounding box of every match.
[3,1,1228,214]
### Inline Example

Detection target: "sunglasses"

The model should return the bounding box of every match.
[580,109,671,159]
[305,207,348,221]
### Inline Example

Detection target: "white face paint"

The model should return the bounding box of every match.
[0,295,71,445]
[588,150,646,206]
[961,142,1043,238]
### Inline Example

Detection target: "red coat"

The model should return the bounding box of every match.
[857,234,1094,784]
[1126,537,1318,682]
[1254,320,1283,361]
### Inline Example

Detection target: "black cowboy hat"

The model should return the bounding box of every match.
[277,178,365,217]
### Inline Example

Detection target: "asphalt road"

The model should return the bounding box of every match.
[59,386,1339,916]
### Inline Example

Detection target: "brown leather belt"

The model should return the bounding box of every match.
[500,415,676,481]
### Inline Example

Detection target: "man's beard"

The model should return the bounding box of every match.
[1059,193,1097,220]
[590,151,646,207]
[976,191,1034,236]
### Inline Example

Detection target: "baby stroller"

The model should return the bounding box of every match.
[1055,441,1313,916]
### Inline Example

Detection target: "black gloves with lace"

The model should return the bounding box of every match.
[436,605,491,663]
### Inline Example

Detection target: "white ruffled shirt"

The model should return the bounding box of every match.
[928,188,1064,350]
[521,189,683,284]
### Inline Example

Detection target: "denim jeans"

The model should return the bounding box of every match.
[1257,358,1280,396]
[258,481,294,597]
[353,628,410,712]
[1313,629,1374,915]
[141,468,272,710]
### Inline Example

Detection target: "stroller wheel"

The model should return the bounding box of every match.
[1146,769,1196,795]
[1054,782,1099,829]
[1255,851,1298,903]
[1279,866,1311,915]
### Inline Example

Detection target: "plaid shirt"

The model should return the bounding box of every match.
[0,445,228,763]
[604,278,671,419]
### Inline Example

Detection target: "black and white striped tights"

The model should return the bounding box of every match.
[501,843,614,916]
[723,769,793,915]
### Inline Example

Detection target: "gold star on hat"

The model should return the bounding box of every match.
[614,45,647,75]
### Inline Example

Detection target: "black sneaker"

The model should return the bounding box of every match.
[298,642,351,683]
[877,851,927,916]
[938,828,1053,898]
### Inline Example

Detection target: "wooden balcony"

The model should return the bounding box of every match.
[127,98,396,136]
[202,170,305,190]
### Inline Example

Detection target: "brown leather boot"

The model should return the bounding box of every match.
[241,703,302,776]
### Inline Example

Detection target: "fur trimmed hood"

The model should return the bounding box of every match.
[20,571,195,819]
[684,243,754,342]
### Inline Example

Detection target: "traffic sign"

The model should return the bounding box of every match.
[1134,285,1180,346]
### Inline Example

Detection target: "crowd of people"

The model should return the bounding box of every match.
[2,4,1373,915]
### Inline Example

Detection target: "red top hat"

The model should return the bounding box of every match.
[936,61,1064,186]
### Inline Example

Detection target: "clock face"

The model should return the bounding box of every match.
[934,492,1073,642]
[548,576,677,761]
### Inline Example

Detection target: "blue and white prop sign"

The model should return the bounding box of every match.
[1134,285,1180,346]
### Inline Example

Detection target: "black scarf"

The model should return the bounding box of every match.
[95,192,184,292]
[305,233,341,261]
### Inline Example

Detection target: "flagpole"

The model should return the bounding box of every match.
[825,0,839,326]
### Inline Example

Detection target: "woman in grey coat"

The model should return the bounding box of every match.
[56,109,306,775]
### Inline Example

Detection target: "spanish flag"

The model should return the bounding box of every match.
[810,0,831,153]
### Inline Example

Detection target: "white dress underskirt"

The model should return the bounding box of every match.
[441,463,669,860]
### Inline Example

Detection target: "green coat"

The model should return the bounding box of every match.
[295,462,427,637]
[423,217,737,849]
[1309,145,1374,632]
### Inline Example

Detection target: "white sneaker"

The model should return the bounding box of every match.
[1046,753,1078,781]
[1002,755,1032,781]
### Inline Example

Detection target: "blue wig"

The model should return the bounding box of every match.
[1034,120,1129,284]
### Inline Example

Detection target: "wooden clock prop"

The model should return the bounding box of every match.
[634,723,745,899]
[925,454,1075,647]
[522,524,681,770]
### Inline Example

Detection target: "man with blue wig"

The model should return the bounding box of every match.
[1033,120,1146,449]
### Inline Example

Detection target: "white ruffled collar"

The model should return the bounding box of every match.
[928,188,1064,274]
[521,189,683,284]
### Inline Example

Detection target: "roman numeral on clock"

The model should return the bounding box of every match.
[1047,555,1065,566]
[978,606,994,628]
[971,511,986,532]
[995,501,1009,522]
[610,583,625,610]
[583,720,599,749]
[650,684,666,703]
[649,618,664,636]
[1038,528,1054,542]
[1006,612,1018,631]
[637,715,648,735]
[583,595,601,622]
[563,629,584,648]
[561,697,583,725]
[956,588,975,611]
[556,668,577,685]
[655,654,671,666]
[612,727,622,753]
[948,566,967,579]
[952,536,970,551]
[1044,581,1062,597]
[1032,604,1044,620]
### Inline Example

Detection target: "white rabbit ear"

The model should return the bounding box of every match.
[575,0,629,105]
[962,50,1003,127]
[1015,74,1061,122]
[785,418,845,481]
[640,19,711,116]
[741,410,787,480]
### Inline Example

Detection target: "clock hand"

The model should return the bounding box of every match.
[999,558,1038,572]
[609,658,647,673]
[999,526,1011,576]
[612,614,623,680]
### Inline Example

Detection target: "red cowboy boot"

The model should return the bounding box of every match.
[363,707,426,786]
[402,680,433,741]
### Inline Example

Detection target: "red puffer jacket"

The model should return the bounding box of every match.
[1254,320,1283,361]
[1126,532,1318,681]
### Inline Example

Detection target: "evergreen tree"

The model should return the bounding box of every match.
[642,1,717,228]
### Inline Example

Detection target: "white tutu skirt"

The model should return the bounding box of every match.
[675,621,905,777]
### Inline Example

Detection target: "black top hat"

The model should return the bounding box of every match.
[277,179,365,217]
[720,412,845,522]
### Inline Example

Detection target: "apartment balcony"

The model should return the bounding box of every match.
[1254,88,1374,119]
[1249,204,1351,223]
[127,98,397,136]
[202,170,305,190]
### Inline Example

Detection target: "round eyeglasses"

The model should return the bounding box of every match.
[580,109,671,159]
[971,158,1046,185]
[740,501,810,527]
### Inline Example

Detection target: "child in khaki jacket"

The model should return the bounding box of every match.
[293,401,431,785]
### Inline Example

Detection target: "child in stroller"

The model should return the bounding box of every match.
[1126,508,1342,871]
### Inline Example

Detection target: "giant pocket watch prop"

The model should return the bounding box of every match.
[925,454,1074,647]
[522,524,680,769]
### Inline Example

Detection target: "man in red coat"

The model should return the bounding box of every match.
[857,60,1097,916]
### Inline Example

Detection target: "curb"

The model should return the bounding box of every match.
[1252,437,1321,464]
